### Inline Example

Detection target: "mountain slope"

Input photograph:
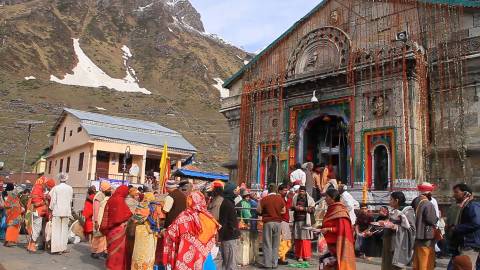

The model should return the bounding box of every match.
[0,0,249,172]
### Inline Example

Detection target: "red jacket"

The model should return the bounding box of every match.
[30,183,48,217]
[82,194,95,234]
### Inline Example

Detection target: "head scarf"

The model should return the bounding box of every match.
[45,178,56,189]
[418,182,435,193]
[100,185,132,233]
[100,181,111,192]
[163,191,220,268]
[143,192,155,203]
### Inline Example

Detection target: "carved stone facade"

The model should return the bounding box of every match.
[287,27,351,78]
[222,0,480,195]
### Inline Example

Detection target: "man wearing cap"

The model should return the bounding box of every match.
[162,179,187,228]
[411,182,439,270]
[49,173,73,254]
[155,179,187,268]
[208,180,226,221]
[90,181,112,259]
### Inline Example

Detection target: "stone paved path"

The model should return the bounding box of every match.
[0,240,448,270]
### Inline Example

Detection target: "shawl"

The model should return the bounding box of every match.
[322,202,356,270]
[208,195,224,221]
[292,193,316,226]
[4,194,22,226]
[163,191,220,269]
[100,186,132,234]
[92,191,105,224]
[132,192,162,233]
[390,206,416,268]
[82,193,95,233]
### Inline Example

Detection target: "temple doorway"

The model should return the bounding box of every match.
[373,145,389,190]
[302,114,349,184]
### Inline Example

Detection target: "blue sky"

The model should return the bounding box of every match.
[189,0,320,53]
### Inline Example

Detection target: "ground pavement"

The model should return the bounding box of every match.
[0,240,449,270]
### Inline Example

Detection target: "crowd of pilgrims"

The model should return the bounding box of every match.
[0,163,480,270]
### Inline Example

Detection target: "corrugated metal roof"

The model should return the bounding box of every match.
[223,0,480,89]
[82,123,196,152]
[65,108,178,134]
[60,108,196,152]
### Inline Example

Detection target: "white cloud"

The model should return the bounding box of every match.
[190,0,320,52]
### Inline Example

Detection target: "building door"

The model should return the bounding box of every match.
[373,145,389,190]
[265,154,278,186]
[96,151,110,179]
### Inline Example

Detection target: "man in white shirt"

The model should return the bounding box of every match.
[338,184,359,225]
[49,173,73,254]
[290,163,306,186]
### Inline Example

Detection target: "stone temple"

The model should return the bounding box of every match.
[221,0,480,203]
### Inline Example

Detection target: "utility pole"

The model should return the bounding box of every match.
[17,120,44,183]
[122,146,131,185]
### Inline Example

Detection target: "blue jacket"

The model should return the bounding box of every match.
[453,200,480,250]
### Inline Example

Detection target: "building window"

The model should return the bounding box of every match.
[48,161,52,174]
[66,157,71,173]
[59,159,64,173]
[63,127,66,142]
[77,126,82,133]
[78,152,84,171]
[70,130,73,137]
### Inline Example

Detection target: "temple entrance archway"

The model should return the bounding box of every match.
[300,114,349,184]
[373,144,390,190]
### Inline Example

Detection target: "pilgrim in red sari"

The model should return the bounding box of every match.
[100,186,133,270]
[163,191,220,270]
[320,189,356,270]
[4,186,23,246]
[82,186,96,240]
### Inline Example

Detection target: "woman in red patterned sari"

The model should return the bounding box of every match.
[163,191,220,270]
[100,186,132,270]
[320,189,356,270]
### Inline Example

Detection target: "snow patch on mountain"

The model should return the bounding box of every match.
[24,76,36,80]
[171,16,236,48]
[135,3,154,12]
[212,78,229,99]
[50,39,151,95]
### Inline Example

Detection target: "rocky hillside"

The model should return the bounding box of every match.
[0,0,250,172]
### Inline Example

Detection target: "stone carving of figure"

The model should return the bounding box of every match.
[372,95,388,117]
[305,51,318,71]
